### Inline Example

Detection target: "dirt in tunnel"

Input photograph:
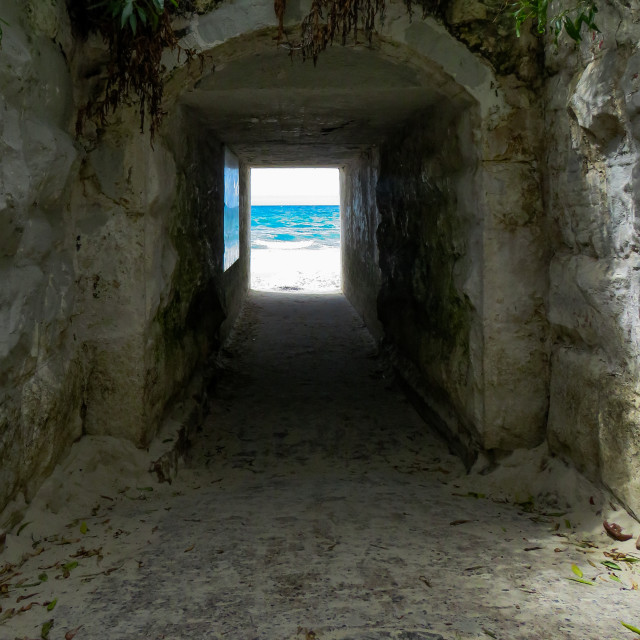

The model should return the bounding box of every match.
[2,292,640,639]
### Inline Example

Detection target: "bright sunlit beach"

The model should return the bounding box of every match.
[250,168,341,292]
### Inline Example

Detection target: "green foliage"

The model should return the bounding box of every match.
[513,0,599,42]
[71,0,197,139]
[91,0,178,35]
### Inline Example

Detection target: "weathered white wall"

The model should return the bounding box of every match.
[544,0,640,512]
[0,0,83,508]
[0,3,251,514]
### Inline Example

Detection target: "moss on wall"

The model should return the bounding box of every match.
[376,109,473,365]
[148,124,227,417]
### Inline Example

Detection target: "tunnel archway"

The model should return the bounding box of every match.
[67,0,548,466]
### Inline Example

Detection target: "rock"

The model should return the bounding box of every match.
[568,53,625,146]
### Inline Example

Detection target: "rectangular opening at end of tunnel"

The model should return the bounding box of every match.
[249,167,341,294]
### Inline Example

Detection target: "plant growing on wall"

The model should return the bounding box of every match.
[274,0,445,62]
[512,0,599,42]
[70,0,196,139]
[70,0,602,139]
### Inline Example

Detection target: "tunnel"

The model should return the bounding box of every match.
[2,0,640,636]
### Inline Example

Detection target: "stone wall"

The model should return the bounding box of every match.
[0,4,251,514]
[0,0,82,508]
[341,151,383,340]
[544,0,640,512]
[65,104,251,447]
[372,106,485,460]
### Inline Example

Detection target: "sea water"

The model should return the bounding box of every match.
[250,205,341,291]
[251,205,340,250]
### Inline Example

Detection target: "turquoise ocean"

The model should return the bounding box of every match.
[251,205,340,250]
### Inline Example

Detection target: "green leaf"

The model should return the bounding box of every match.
[38,573,48,582]
[611,574,622,583]
[567,577,595,585]
[80,521,88,535]
[121,0,134,28]
[129,12,137,34]
[41,619,53,639]
[622,622,640,635]
[137,486,154,492]
[563,17,582,42]
[602,561,622,571]
[47,598,58,611]
[571,564,583,578]
[63,561,79,573]
[564,519,572,529]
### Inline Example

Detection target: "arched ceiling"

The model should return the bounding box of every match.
[179,40,468,166]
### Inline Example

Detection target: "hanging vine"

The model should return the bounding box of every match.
[69,0,203,140]
[66,0,602,140]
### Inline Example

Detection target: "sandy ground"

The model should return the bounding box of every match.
[2,292,640,640]
[251,248,341,292]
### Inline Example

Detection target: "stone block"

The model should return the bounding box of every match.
[547,347,606,480]
[568,52,625,146]
[549,253,640,359]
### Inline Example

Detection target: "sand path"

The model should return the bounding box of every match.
[2,292,640,640]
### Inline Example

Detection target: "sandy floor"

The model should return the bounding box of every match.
[2,292,640,640]
[251,248,341,292]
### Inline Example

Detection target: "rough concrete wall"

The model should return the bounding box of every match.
[70,104,250,447]
[341,151,383,340]
[544,0,640,512]
[375,107,485,459]
[0,1,84,507]
[478,84,551,453]
[68,123,180,444]
[0,4,250,512]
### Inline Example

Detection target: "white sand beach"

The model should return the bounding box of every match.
[251,247,341,292]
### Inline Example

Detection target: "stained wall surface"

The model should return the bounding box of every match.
[0,0,81,509]
[0,1,251,514]
[543,0,640,512]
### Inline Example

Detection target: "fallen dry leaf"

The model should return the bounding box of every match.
[70,547,102,559]
[17,592,39,602]
[637,534,640,551]
[65,625,82,639]
[184,544,195,553]
[604,521,633,541]
[419,575,432,587]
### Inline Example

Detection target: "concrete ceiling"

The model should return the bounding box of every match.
[180,43,451,166]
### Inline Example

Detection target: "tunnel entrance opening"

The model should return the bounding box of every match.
[250,167,341,293]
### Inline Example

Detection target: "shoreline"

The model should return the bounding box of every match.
[250,246,341,292]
